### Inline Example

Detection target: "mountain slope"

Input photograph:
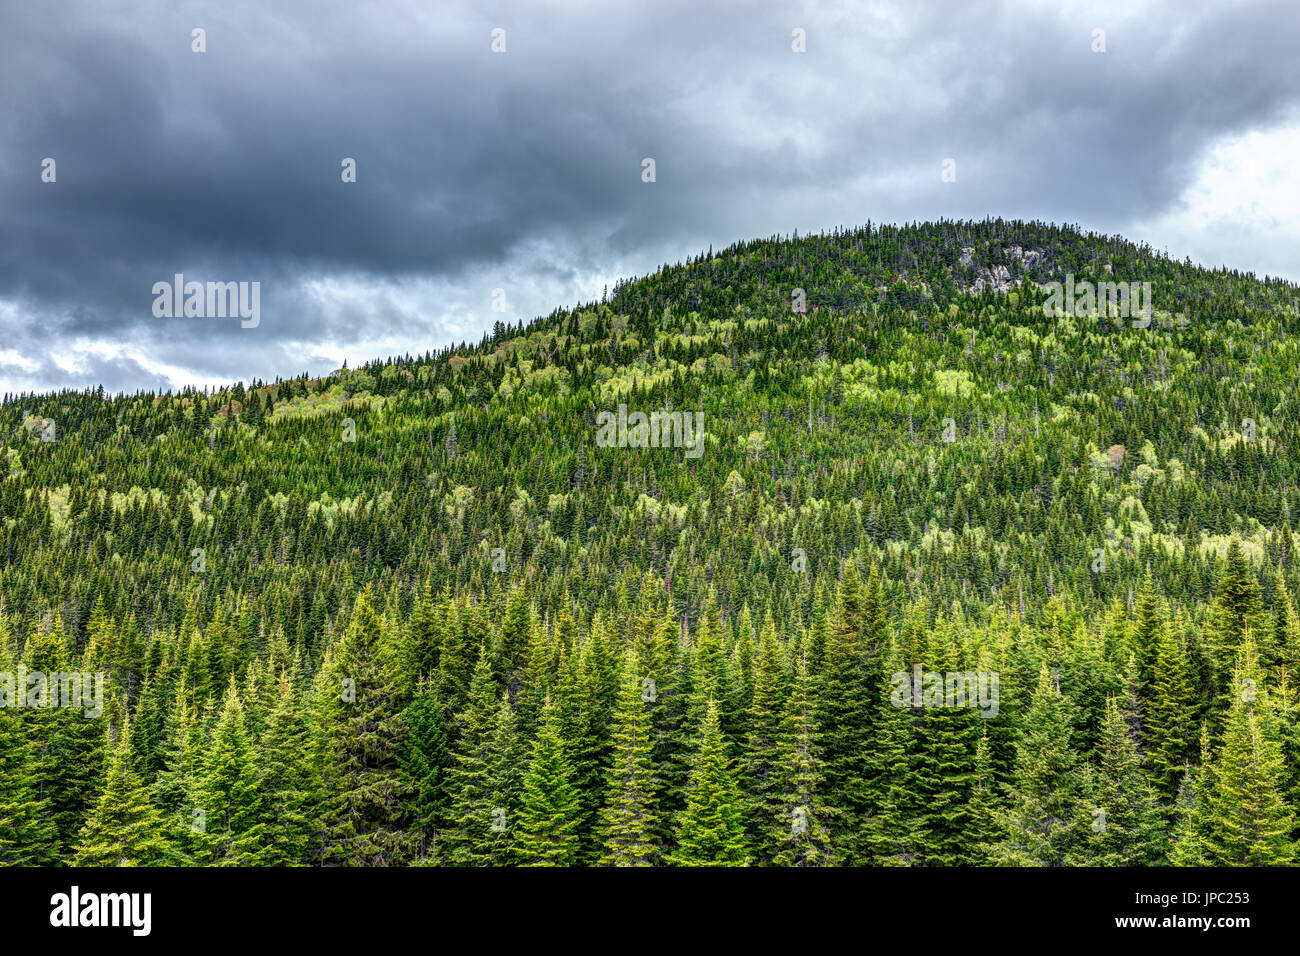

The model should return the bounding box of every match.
[2,218,1299,866]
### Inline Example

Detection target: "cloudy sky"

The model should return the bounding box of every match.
[3,0,1299,396]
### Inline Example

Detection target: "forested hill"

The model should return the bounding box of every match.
[3,218,1300,867]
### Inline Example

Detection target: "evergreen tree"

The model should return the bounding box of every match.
[770,654,835,866]
[993,665,1086,866]
[1145,620,1196,804]
[739,617,787,858]
[1071,697,1163,865]
[193,682,262,865]
[252,671,320,866]
[671,699,748,866]
[514,695,582,865]
[0,703,56,864]
[398,683,450,862]
[74,720,170,866]
[1176,638,1295,865]
[598,651,659,866]
[816,557,878,863]
[319,588,414,865]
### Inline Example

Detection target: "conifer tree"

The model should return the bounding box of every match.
[1209,538,1264,686]
[1071,697,1163,865]
[1176,638,1295,865]
[993,665,1086,866]
[964,730,1000,861]
[909,630,982,864]
[446,654,506,865]
[252,672,320,865]
[319,588,414,865]
[514,695,582,865]
[598,651,659,866]
[770,654,834,866]
[193,682,262,865]
[1271,565,1297,671]
[671,699,748,866]
[1145,620,1196,804]
[398,683,450,862]
[864,649,920,865]
[739,616,787,857]
[0,703,56,864]
[816,557,877,863]
[74,720,170,866]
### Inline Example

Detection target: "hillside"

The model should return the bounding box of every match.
[2,218,1300,866]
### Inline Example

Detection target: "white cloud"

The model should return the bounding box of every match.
[1131,119,1300,281]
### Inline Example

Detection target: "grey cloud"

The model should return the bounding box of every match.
[2,0,1298,393]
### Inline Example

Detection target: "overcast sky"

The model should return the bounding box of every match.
[3,0,1299,396]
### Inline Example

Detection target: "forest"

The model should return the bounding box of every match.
[2,217,1299,866]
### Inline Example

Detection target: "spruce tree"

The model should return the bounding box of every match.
[446,654,513,865]
[770,654,835,866]
[319,587,414,865]
[0,703,56,864]
[598,651,659,866]
[739,617,787,859]
[252,671,320,865]
[193,682,262,865]
[74,720,169,866]
[671,699,748,866]
[514,695,582,865]
[398,683,450,862]
[1070,697,1163,865]
[1145,620,1196,804]
[993,664,1086,866]
[815,557,877,863]
[909,631,981,865]
[1178,638,1295,865]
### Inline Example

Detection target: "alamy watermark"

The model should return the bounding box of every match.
[596,403,704,458]
[1,668,105,717]
[1042,274,1151,327]
[152,274,260,328]
[890,665,999,718]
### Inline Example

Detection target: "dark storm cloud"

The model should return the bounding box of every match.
[2,0,1299,393]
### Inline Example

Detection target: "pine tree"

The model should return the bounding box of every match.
[598,651,659,866]
[671,699,748,866]
[74,720,170,866]
[514,695,582,865]
[770,654,835,866]
[993,664,1086,866]
[319,587,414,865]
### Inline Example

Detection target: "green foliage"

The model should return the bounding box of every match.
[671,699,748,866]
[74,720,169,866]
[5,220,1300,866]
